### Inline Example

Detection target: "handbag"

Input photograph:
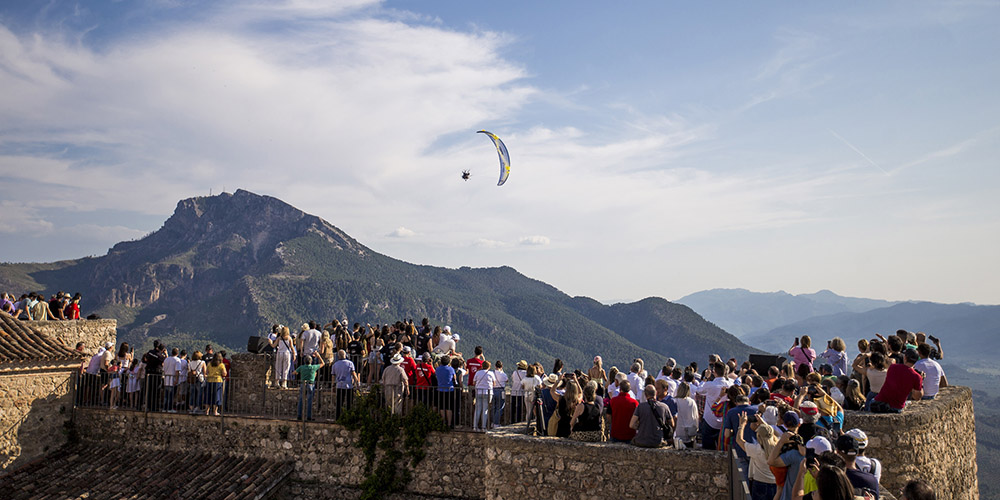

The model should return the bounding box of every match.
[649,401,673,443]
[547,411,560,436]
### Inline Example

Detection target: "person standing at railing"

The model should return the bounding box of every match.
[205,353,227,416]
[176,350,189,412]
[414,353,436,409]
[490,360,507,428]
[333,350,358,420]
[435,356,457,427]
[382,353,409,415]
[509,360,527,422]
[472,360,496,432]
[295,352,324,421]
[188,351,206,414]
[162,348,181,413]
[271,326,295,389]
[466,346,485,387]
[142,341,166,412]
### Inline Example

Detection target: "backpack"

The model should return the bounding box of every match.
[648,401,673,443]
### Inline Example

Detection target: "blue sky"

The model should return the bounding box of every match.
[1,1,998,304]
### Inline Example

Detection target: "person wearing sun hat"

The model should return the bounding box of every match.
[381,352,409,414]
[509,360,529,422]
[846,428,883,483]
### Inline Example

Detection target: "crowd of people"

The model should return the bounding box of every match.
[1,291,84,320]
[58,309,945,500]
[260,318,944,500]
[77,339,232,416]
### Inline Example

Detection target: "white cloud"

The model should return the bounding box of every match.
[386,226,416,238]
[472,238,507,249]
[518,235,550,246]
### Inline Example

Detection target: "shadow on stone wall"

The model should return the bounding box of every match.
[0,371,76,470]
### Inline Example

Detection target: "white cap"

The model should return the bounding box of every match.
[451,333,460,341]
[806,436,832,455]
[845,428,869,449]
[443,326,451,333]
[104,341,114,349]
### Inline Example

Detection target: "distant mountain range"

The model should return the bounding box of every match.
[676,288,999,366]
[0,190,759,370]
[676,288,897,338]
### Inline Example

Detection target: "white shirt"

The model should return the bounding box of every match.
[474,369,496,393]
[163,355,181,386]
[694,376,733,429]
[674,396,700,431]
[492,369,508,389]
[913,358,945,398]
[510,369,527,395]
[665,377,679,397]
[301,328,322,355]
[627,372,645,402]
[434,337,456,354]
[744,442,776,483]
[177,359,189,383]
[521,375,542,395]
[607,383,620,398]
[86,347,106,375]
[276,337,295,353]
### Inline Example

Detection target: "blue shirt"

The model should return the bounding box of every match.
[436,365,456,392]
[779,449,805,500]
[659,395,678,416]
[723,404,757,460]
[333,359,355,389]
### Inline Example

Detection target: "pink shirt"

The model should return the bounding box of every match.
[788,346,816,372]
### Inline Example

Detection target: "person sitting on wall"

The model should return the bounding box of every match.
[629,384,673,448]
[871,348,923,413]
[913,343,947,400]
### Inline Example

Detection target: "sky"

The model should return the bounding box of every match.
[1,1,998,305]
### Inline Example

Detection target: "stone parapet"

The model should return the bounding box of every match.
[844,386,978,500]
[0,370,75,470]
[29,319,117,352]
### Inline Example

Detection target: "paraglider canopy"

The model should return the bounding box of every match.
[477,130,510,186]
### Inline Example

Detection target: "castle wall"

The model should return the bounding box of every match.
[844,385,978,500]
[72,409,731,500]
[30,319,117,352]
[0,366,77,470]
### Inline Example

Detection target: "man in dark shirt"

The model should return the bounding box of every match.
[143,341,167,411]
[835,434,880,499]
[347,334,364,368]
[630,385,673,448]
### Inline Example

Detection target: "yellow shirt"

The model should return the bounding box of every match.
[206,363,227,383]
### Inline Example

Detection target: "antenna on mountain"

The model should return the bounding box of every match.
[209,188,213,196]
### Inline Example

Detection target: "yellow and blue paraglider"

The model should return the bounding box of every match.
[477,130,511,186]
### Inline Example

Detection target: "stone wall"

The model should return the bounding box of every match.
[71,409,730,500]
[485,428,729,500]
[29,319,117,352]
[844,386,978,500]
[0,367,76,470]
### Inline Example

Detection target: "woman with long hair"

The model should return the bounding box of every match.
[271,326,295,389]
[673,382,699,448]
[606,366,621,398]
[319,330,335,384]
[735,411,778,500]
[556,379,581,437]
[861,351,889,410]
[843,379,865,411]
[569,381,603,441]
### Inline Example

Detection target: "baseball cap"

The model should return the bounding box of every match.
[443,326,451,333]
[782,411,801,427]
[761,406,779,426]
[835,434,859,455]
[402,346,411,354]
[799,401,819,423]
[904,348,920,363]
[806,436,832,454]
[845,428,869,449]
[104,341,114,349]
[451,333,460,341]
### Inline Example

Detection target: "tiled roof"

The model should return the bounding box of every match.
[0,444,294,500]
[0,315,83,364]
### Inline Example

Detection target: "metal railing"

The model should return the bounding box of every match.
[73,371,539,430]
[729,449,752,500]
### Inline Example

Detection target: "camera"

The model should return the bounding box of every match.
[928,335,939,343]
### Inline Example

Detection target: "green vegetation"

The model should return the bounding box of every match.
[337,387,448,500]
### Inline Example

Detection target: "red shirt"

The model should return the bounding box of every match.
[403,356,418,382]
[608,392,639,441]
[66,303,80,320]
[466,357,483,386]
[414,363,436,387]
[875,363,923,409]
